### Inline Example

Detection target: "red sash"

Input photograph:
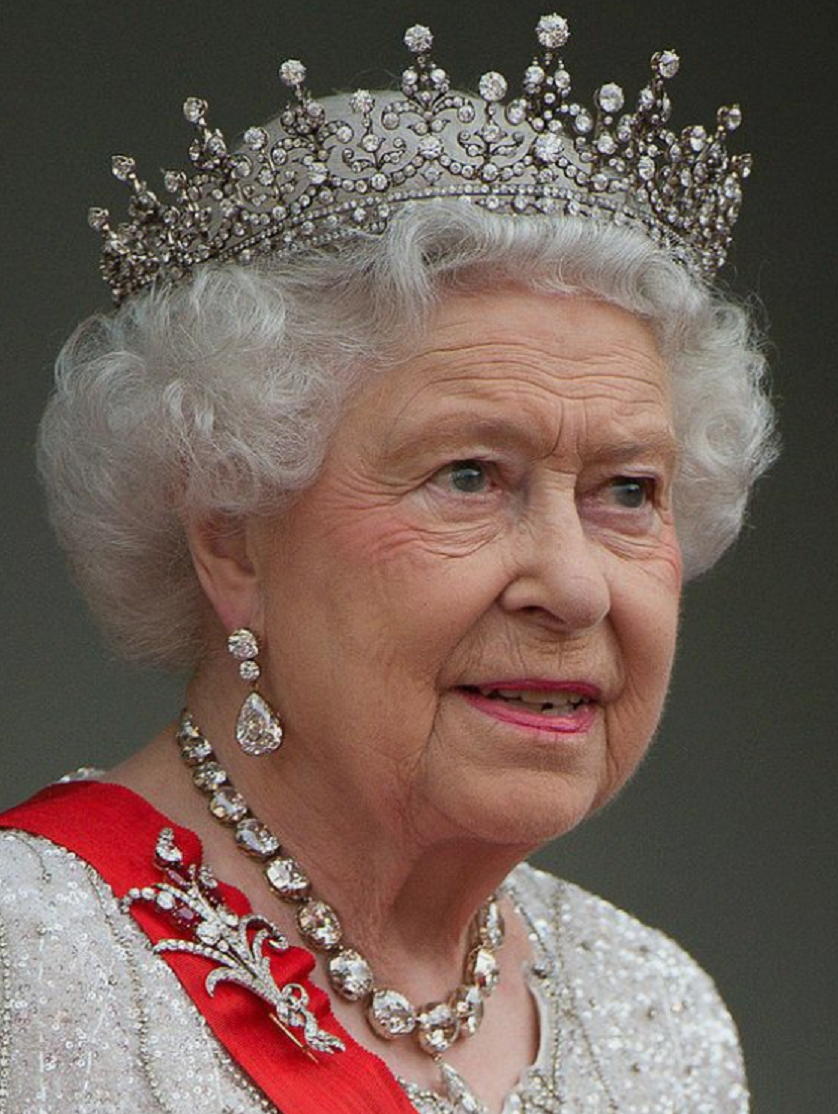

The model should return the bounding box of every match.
[1,781,417,1114]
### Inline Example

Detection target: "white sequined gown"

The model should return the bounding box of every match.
[0,827,748,1114]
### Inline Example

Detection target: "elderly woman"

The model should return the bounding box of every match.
[0,14,773,1114]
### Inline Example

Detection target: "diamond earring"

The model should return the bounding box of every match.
[226,628,284,756]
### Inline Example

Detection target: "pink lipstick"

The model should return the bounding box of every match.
[458,680,600,734]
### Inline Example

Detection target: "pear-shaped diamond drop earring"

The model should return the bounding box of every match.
[227,628,284,756]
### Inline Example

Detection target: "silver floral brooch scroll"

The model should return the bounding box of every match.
[121,827,345,1059]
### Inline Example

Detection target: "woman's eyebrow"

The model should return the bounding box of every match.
[585,432,680,465]
[379,412,549,459]
[379,414,679,466]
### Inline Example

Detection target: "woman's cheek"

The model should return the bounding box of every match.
[385,492,509,558]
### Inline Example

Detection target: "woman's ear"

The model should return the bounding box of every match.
[185,514,263,635]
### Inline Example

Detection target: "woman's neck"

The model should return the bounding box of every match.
[109,708,532,997]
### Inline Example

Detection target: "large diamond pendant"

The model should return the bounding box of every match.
[236,692,284,756]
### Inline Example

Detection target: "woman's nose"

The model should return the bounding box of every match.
[499,498,610,633]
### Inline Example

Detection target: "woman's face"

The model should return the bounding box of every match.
[250,289,682,848]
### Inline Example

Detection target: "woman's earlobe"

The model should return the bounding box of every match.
[184,514,262,634]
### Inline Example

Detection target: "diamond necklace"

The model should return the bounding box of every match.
[176,709,505,1061]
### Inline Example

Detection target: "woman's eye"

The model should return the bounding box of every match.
[437,460,490,494]
[609,477,654,509]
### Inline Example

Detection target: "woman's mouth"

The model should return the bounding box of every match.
[457,682,600,734]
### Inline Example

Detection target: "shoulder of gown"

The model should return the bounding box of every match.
[507,860,749,1112]
[0,827,272,1114]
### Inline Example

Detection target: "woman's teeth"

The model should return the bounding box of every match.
[473,687,589,714]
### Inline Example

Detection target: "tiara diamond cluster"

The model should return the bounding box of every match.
[90,13,751,304]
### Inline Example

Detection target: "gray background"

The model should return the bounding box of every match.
[2,2,836,1111]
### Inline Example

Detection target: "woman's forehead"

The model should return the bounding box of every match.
[339,290,675,465]
[378,289,670,408]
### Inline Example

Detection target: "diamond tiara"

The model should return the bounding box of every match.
[89,13,752,305]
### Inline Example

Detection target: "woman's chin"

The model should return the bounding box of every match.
[430,770,603,852]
